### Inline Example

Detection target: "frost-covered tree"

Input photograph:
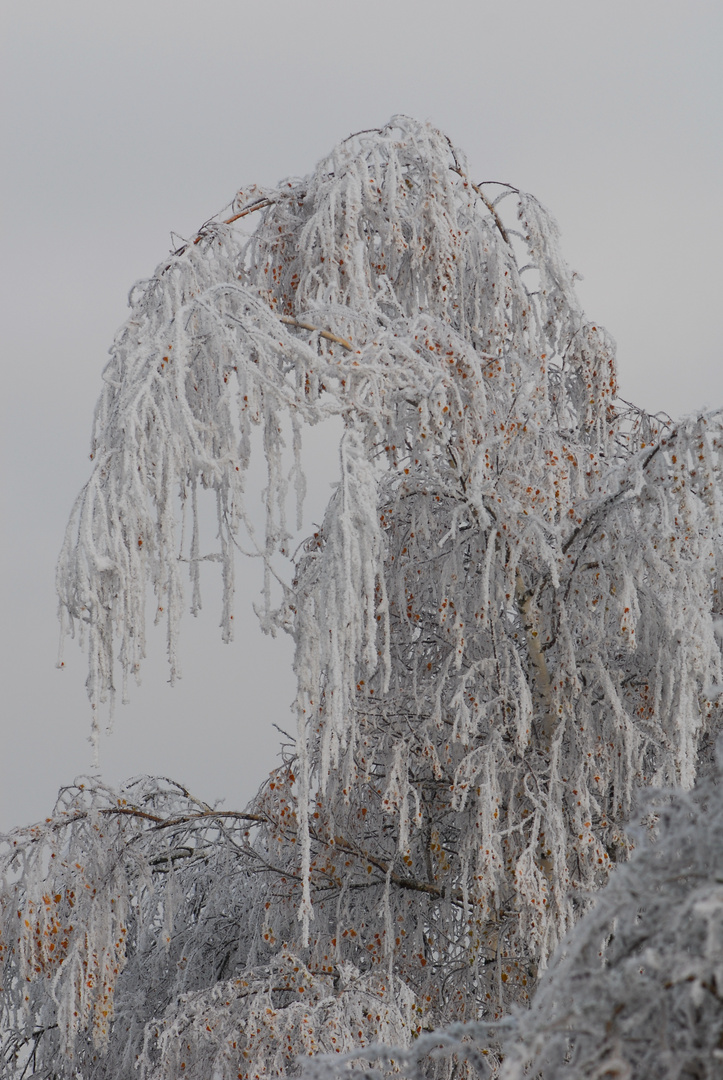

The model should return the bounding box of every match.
[497,757,723,1079]
[302,755,723,1080]
[2,117,722,1079]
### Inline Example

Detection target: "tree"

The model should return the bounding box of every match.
[1,116,722,1079]
[303,756,723,1080]
[497,757,723,1079]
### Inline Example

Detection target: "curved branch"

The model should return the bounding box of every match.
[279,316,353,352]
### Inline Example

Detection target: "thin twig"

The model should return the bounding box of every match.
[280,316,353,352]
[222,198,275,226]
[453,169,510,246]
[168,197,277,258]
[192,198,275,246]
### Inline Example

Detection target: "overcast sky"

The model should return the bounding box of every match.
[2,0,722,830]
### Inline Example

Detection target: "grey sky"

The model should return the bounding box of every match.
[2,0,721,830]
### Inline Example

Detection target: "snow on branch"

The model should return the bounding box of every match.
[500,757,723,1078]
[22,115,723,1077]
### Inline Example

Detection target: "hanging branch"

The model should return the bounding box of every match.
[13,115,720,1080]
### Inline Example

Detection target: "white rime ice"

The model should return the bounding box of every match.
[497,758,723,1078]
[2,117,722,1078]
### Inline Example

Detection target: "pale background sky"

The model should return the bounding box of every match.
[1,0,721,830]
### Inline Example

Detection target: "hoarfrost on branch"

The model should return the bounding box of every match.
[2,117,722,1078]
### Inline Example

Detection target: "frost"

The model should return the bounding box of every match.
[3,117,722,1078]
